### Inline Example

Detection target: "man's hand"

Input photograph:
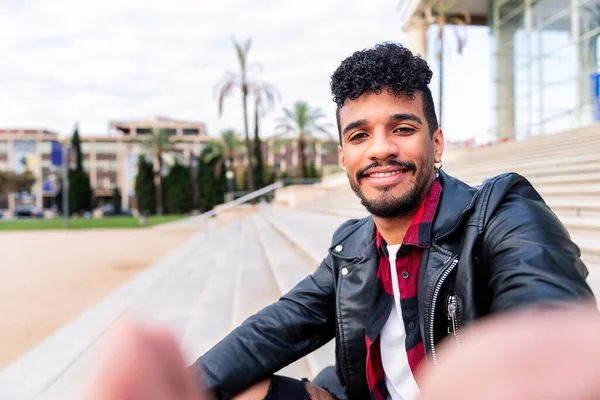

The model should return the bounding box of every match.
[419,303,600,399]
[90,320,210,400]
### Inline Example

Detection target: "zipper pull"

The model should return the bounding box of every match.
[447,295,457,336]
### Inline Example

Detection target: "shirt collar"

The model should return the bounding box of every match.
[376,178,443,255]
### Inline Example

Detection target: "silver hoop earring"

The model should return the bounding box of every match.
[435,161,443,170]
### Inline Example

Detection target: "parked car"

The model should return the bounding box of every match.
[14,205,44,218]
[102,204,133,217]
[0,209,3,219]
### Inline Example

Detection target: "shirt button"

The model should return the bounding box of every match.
[335,245,343,252]
[341,268,349,276]
[402,271,410,279]
[408,321,416,330]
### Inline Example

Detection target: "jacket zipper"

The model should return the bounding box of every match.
[428,258,458,366]
[447,295,460,344]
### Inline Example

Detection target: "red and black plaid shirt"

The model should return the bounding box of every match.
[365,179,442,399]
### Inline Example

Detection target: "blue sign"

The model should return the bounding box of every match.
[51,142,63,167]
[43,180,55,193]
[592,73,600,122]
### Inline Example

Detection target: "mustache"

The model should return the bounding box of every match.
[356,160,417,182]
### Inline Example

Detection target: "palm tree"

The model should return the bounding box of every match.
[215,37,278,194]
[137,128,178,216]
[275,101,333,178]
[221,129,243,168]
[215,38,255,193]
[252,82,279,189]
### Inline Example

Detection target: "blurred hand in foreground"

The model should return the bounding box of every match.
[92,304,600,400]
[419,303,600,399]
[90,321,210,400]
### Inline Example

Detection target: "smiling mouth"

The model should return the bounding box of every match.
[364,170,407,178]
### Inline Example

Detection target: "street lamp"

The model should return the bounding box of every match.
[225,169,235,203]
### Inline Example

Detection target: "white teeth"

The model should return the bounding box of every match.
[369,171,403,177]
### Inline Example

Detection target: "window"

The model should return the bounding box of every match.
[42,159,52,168]
[110,160,118,171]
[136,128,151,135]
[41,142,52,153]
[0,141,7,153]
[96,142,118,153]
[182,128,199,135]
[83,160,91,170]
[82,142,93,153]
[163,128,177,136]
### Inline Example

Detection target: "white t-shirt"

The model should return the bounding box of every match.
[379,243,421,400]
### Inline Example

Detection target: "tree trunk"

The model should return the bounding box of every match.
[242,91,255,193]
[155,154,163,216]
[298,135,308,178]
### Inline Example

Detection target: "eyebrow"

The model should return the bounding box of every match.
[390,113,423,125]
[342,119,368,136]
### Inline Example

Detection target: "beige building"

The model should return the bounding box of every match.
[0,116,342,214]
[0,117,210,213]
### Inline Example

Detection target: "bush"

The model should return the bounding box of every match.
[164,163,193,214]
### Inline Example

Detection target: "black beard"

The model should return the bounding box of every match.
[348,159,433,219]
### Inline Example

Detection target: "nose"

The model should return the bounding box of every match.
[365,130,399,161]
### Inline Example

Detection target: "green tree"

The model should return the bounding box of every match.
[215,37,278,194]
[164,162,193,214]
[134,155,156,215]
[68,126,93,215]
[197,143,227,212]
[137,128,178,216]
[113,187,122,214]
[275,101,333,178]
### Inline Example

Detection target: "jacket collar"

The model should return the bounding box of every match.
[432,170,481,240]
[328,171,480,260]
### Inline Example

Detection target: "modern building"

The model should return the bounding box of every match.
[0,116,341,214]
[399,0,599,141]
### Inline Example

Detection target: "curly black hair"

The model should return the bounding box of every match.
[330,42,438,143]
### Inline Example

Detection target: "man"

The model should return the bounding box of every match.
[191,42,593,399]
[91,42,594,400]
[93,42,597,400]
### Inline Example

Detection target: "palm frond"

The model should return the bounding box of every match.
[216,79,237,116]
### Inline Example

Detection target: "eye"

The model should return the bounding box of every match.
[349,132,368,142]
[393,126,415,134]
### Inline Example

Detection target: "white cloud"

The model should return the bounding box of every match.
[0,0,490,142]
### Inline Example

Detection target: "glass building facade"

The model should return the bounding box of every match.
[492,0,600,140]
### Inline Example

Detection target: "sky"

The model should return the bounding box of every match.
[0,0,491,143]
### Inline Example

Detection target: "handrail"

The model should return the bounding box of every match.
[155,181,284,229]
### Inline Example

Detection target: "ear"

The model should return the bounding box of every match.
[432,128,445,164]
[338,145,346,171]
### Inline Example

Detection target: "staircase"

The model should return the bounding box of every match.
[1,124,597,399]
[299,124,600,290]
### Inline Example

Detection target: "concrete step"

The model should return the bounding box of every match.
[259,206,348,266]
[0,222,238,399]
[559,216,600,232]
[545,198,600,218]
[252,214,335,379]
[457,161,600,182]
[448,153,600,177]
[41,222,246,399]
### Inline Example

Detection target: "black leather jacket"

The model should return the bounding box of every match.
[194,171,593,399]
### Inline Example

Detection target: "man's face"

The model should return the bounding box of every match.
[338,89,444,219]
